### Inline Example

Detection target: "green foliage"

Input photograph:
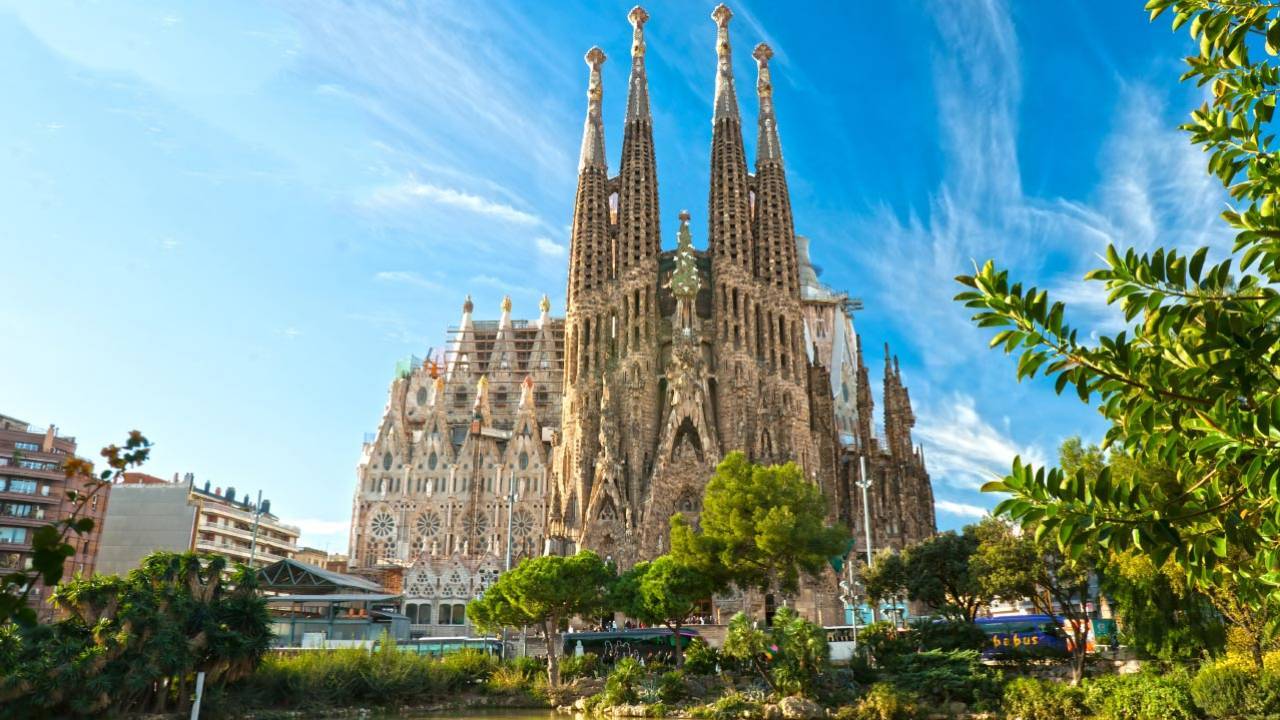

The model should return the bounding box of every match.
[908,617,987,652]
[860,621,913,664]
[1001,677,1087,720]
[1082,669,1199,720]
[861,549,909,607]
[467,550,613,685]
[844,682,920,720]
[612,554,716,667]
[1191,656,1280,719]
[900,528,991,622]
[559,652,600,681]
[600,657,646,707]
[688,690,765,720]
[721,608,831,697]
[670,452,849,596]
[0,551,269,718]
[880,649,1002,710]
[213,646,482,712]
[957,0,1280,644]
[439,647,499,681]
[974,504,1093,682]
[655,669,688,704]
[1100,547,1226,661]
[0,432,150,627]
[681,638,720,675]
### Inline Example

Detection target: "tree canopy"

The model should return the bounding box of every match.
[670,452,849,596]
[467,550,613,685]
[611,555,715,667]
[901,527,992,623]
[956,0,1280,607]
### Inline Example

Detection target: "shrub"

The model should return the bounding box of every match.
[689,690,763,720]
[861,622,913,664]
[560,652,600,681]
[507,654,545,679]
[846,682,920,720]
[1001,677,1086,720]
[440,647,498,681]
[656,670,688,704]
[600,657,646,707]
[882,649,1002,709]
[1190,657,1280,719]
[683,638,720,675]
[910,618,988,652]
[1082,669,1198,720]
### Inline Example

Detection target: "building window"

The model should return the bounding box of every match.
[0,478,36,494]
[14,442,39,452]
[0,552,19,570]
[416,387,429,406]
[518,452,529,470]
[428,452,438,470]
[0,527,28,544]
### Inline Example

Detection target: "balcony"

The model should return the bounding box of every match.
[198,521,298,552]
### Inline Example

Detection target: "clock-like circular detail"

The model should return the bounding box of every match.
[370,510,396,539]
[415,510,443,539]
[461,513,490,538]
[511,508,535,538]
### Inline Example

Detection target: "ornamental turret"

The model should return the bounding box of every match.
[568,47,611,303]
[707,4,753,271]
[752,43,799,296]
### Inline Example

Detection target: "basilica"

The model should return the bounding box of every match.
[349,5,935,630]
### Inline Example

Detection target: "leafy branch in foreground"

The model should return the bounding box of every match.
[0,432,151,626]
[956,0,1280,596]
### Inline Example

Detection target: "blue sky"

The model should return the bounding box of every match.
[0,1,1230,550]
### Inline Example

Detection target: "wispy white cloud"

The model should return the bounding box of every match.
[534,236,566,257]
[374,270,442,291]
[364,176,541,226]
[914,393,1048,491]
[283,517,349,535]
[935,499,990,519]
[279,327,302,339]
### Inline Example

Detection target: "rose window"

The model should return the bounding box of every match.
[415,511,443,539]
[511,509,535,537]
[370,510,396,539]
[461,513,490,538]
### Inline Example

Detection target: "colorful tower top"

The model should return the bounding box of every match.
[626,6,651,124]
[579,47,607,172]
[711,5,739,122]
[754,42,782,165]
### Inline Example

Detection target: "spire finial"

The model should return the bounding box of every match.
[501,295,512,314]
[754,42,783,164]
[463,294,474,314]
[579,47,607,171]
[629,7,649,57]
[625,8,652,125]
[711,5,739,121]
[539,293,551,314]
[670,210,699,299]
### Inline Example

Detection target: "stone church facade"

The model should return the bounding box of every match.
[349,5,935,633]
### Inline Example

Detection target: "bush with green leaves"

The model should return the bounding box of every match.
[440,647,499,681]
[860,621,913,665]
[597,657,645,707]
[881,649,1002,710]
[559,652,600,681]
[909,617,988,652]
[1001,677,1087,720]
[1081,669,1198,720]
[841,682,920,720]
[1191,656,1280,719]
[682,638,721,675]
[689,689,765,720]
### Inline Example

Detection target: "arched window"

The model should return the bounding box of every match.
[519,451,529,470]
[428,452,438,470]
[382,452,393,471]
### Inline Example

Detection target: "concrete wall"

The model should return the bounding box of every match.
[96,484,195,576]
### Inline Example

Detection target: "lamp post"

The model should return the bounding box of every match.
[856,455,876,621]
[503,466,519,657]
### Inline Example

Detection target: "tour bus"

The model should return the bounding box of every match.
[391,636,505,658]
[974,615,1075,658]
[562,627,701,663]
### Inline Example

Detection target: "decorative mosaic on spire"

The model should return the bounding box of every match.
[670,210,700,299]
[711,4,739,121]
[626,6,651,124]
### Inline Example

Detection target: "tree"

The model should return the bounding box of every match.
[902,527,992,623]
[0,551,270,717]
[0,432,150,626]
[860,549,908,612]
[955,0,1280,628]
[1100,549,1226,662]
[467,550,613,686]
[975,520,1094,684]
[612,555,716,667]
[721,608,830,697]
[670,452,849,596]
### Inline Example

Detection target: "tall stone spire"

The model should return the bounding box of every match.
[707,4,752,270]
[579,47,607,172]
[752,42,798,294]
[711,4,739,122]
[568,47,612,304]
[618,7,660,271]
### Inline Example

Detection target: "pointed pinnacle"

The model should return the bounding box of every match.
[712,4,733,29]
[585,46,606,71]
[629,6,649,57]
